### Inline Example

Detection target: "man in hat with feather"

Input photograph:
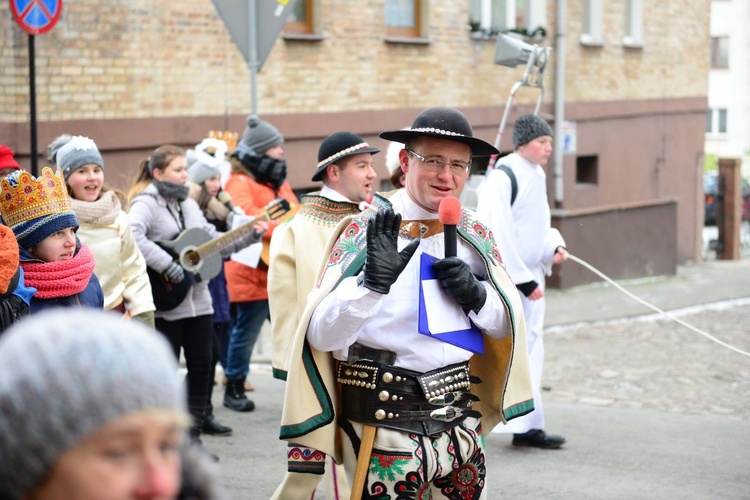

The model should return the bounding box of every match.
[278,107,534,498]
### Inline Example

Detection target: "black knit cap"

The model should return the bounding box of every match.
[513,114,553,149]
[379,107,499,157]
[312,132,380,182]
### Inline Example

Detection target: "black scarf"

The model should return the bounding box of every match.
[233,149,287,191]
[153,180,190,202]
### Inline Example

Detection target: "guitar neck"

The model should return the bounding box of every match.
[195,211,271,260]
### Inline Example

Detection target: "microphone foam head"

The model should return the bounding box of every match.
[438,196,462,225]
[217,191,232,204]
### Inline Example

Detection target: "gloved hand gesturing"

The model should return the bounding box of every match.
[164,262,185,283]
[359,209,420,295]
[432,257,487,315]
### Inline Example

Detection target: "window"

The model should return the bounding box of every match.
[576,156,598,185]
[706,108,728,135]
[285,0,313,34]
[580,0,604,46]
[710,36,729,68]
[623,0,644,47]
[469,0,546,39]
[386,0,421,38]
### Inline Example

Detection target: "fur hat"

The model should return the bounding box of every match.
[312,132,380,182]
[380,107,498,157]
[240,115,284,154]
[513,114,553,149]
[0,145,21,172]
[0,168,79,249]
[187,150,222,185]
[0,309,186,498]
[55,136,104,180]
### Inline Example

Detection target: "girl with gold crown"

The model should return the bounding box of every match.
[55,135,156,327]
[0,168,104,312]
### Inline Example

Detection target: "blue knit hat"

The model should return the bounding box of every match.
[0,309,187,498]
[0,168,79,250]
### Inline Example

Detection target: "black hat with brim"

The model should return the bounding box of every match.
[379,107,499,157]
[312,131,380,182]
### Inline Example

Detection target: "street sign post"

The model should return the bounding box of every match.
[9,0,63,175]
[211,0,297,115]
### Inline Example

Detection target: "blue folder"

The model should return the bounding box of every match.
[418,252,484,354]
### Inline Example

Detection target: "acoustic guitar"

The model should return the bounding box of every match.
[148,197,290,311]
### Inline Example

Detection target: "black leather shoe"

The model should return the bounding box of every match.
[512,429,566,449]
[202,413,233,436]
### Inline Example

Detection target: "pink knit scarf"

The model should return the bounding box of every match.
[21,244,96,299]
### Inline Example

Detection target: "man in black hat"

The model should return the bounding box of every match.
[279,107,534,498]
[268,131,379,499]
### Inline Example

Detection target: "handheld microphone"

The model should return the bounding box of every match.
[217,190,235,212]
[438,196,462,258]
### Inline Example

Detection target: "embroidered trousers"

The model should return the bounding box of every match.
[340,417,488,500]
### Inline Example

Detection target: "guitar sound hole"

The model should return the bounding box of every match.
[185,251,200,266]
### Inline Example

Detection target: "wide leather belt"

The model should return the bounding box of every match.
[338,345,482,436]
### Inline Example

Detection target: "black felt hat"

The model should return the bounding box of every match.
[312,132,380,182]
[379,107,499,157]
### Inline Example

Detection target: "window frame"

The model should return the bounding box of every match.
[710,36,729,69]
[706,108,728,137]
[385,0,422,39]
[622,0,644,48]
[284,0,314,35]
[579,0,604,47]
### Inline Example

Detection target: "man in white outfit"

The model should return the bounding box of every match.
[476,114,568,449]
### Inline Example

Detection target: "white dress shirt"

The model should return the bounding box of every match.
[306,189,510,373]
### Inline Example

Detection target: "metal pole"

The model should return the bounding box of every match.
[28,34,38,176]
[248,0,259,115]
[553,0,567,207]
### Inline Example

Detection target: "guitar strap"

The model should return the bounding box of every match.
[167,203,186,233]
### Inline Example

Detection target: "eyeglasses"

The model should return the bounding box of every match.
[406,149,471,175]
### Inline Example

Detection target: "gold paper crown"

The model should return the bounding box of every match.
[208,130,238,152]
[0,167,73,227]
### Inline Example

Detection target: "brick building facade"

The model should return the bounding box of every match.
[1,0,710,285]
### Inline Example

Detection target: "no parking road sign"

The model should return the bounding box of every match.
[10,0,62,35]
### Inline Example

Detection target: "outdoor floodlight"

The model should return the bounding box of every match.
[493,32,549,72]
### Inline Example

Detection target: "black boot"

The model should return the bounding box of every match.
[189,414,219,462]
[223,377,256,412]
[202,403,233,436]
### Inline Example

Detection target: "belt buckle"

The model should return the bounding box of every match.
[429,407,463,422]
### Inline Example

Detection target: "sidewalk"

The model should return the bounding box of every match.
[545,256,750,327]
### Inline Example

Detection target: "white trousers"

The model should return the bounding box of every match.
[492,266,546,434]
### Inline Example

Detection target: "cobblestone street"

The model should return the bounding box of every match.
[544,302,750,421]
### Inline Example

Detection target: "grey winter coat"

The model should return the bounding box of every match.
[129,183,259,322]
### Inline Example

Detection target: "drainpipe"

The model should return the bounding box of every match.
[553,0,567,207]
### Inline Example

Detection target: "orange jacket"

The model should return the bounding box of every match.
[224,173,298,303]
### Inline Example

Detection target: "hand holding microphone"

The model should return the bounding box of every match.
[433,196,487,315]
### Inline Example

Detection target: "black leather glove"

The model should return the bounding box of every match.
[432,257,487,315]
[164,262,185,283]
[359,209,419,295]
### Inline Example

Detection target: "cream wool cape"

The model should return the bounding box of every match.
[268,193,361,381]
[279,193,534,464]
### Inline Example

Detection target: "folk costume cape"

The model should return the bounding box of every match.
[279,192,534,464]
[268,192,361,381]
